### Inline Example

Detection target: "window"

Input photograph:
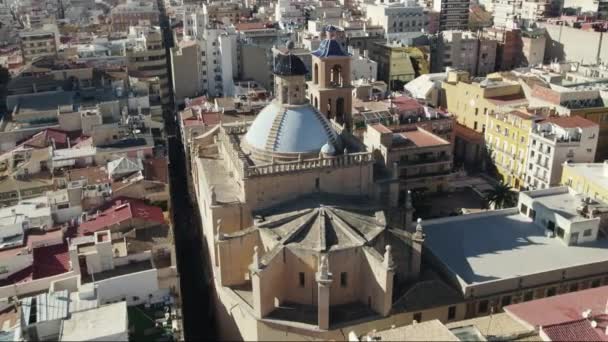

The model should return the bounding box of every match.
[501,295,511,307]
[569,232,579,244]
[546,287,557,297]
[557,227,565,238]
[478,300,489,313]
[315,178,320,189]
[592,279,601,288]
[448,306,456,320]
[584,229,592,237]
[523,291,534,301]
[340,272,348,288]
[413,312,422,323]
[520,203,528,215]
[299,272,305,287]
[546,221,555,232]
[569,283,579,292]
[132,296,140,301]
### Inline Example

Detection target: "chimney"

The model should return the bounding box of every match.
[603,160,608,177]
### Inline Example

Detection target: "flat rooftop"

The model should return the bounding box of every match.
[525,188,594,222]
[399,129,449,148]
[563,163,608,193]
[60,301,128,341]
[424,210,608,287]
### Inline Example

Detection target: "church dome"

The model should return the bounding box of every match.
[244,102,339,156]
[273,53,308,76]
[321,141,336,156]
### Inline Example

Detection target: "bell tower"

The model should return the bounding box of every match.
[307,26,354,131]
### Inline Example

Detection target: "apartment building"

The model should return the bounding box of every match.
[126,26,170,106]
[562,161,608,203]
[171,39,202,106]
[110,0,160,32]
[563,0,608,18]
[524,116,599,190]
[485,108,542,189]
[203,0,250,25]
[365,0,427,37]
[482,28,523,71]
[364,125,454,195]
[369,42,429,90]
[442,71,528,167]
[19,24,59,63]
[432,0,470,31]
[431,31,497,77]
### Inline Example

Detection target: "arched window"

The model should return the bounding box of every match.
[331,65,342,86]
[282,86,288,104]
[314,97,318,109]
[314,64,319,84]
[336,97,345,124]
[327,98,332,118]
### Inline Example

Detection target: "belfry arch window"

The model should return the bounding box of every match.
[313,64,319,84]
[330,65,343,86]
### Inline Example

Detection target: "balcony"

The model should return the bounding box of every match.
[399,154,451,167]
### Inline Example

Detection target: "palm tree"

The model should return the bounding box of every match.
[484,182,517,209]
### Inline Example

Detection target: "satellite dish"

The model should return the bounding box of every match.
[591,320,598,328]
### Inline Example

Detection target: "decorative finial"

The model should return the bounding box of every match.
[210,186,217,205]
[383,245,395,269]
[414,218,424,240]
[319,254,330,280]
[252,246,260,269]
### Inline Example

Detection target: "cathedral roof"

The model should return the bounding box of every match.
[273,53,308,76]
[253,194,385,252]
[243,101,339,155]
[312,38,350,58]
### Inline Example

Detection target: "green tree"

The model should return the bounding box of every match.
[484,182,517,209]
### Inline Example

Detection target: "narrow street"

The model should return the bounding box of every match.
[168,135,215,340]
[157,0,215,339]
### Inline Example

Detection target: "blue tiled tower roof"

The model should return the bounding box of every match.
[311,38,350,58]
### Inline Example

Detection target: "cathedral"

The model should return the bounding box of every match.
[190,29,431,340]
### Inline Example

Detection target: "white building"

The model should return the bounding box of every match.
[275,0,307,27]
[494,0,550,28]
[349,47,378,81]
[525,116,599,190]
[365,0,427,37]
[199,28,237,98]
[563,0,608,18]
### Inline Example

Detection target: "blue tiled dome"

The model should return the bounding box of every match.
[312,38,350,58]
[273,53,308,76]
[244,102,339,154]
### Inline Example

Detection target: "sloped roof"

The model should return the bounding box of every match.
[250,194,385,252]
[273,53,308,76]
[107,157,143,178]
[312,38,350,58]
[78,198,165,235]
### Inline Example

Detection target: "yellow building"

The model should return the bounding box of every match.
[561,162,608,202]
[369,43,430,90]
[485,109,543,189]
[442,71,529,169]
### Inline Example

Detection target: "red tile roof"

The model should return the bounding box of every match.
[185,96,208,109]
[78,197,165,236]
[235,22,272,31]
[542,319,605,342]
[370,124,392,134]
[542,115,598,128]
[505,285,608,331]
[32,243,70,279]
[183,112,222,127]
[390,96,423,112]
[400,129,449,147]
[0,266,33,287]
